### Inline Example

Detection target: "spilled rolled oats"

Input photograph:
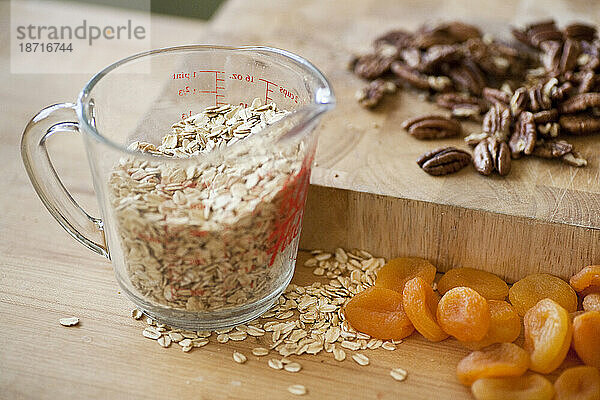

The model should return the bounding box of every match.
[59,317,80,327]
[233,351,247,364]
[132,247,411,395]
[287,384,307,396]
[351,353,370,366]
[109,99,312,312]
[390,367,408,382]
[284,362,302,372]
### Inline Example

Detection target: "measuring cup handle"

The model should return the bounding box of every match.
[21,103,109,258]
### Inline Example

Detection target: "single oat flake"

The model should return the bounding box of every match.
[284,362,302,373]
[142,327,161,340]
[131,309,143,320]
[233,351,247,364]
[59,317,79,327]
[390,367,408,382]
[333,347,346,361]
[381,342,397,351]
[287,384,307,396]
[252,347,269,356]
[268,358,284,370]
[157,335,171,348]
[352,353,370,366]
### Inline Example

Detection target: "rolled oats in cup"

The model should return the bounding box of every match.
[110,100,313,325]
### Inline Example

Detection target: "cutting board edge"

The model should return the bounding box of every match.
[300,184,600,282]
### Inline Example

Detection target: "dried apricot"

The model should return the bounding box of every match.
[437,287,490,342]
[509,273,578,316]
[583,293,600,312]
[456,342,530,386]
[403,277,448,342]
[375,257,436,293]
[463,300,521,350]
[344,286,414,340]
[554,366,600,400]
[471,374,555,400]
[438,268,509,300]
[523,298,573,373]
[572,311,600,368]
[570,265,600,295]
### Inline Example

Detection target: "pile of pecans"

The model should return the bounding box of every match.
[350,20,599,176]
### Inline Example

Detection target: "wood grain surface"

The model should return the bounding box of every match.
[0,0,591,399]
[197,0,600,280]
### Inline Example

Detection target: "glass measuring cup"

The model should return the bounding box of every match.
[21,45,335,329]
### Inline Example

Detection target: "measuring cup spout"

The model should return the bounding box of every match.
[272,101,335,145]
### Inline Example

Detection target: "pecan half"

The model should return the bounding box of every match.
[445,60,485,95]
[529,22,563,47]
[565,23,597,42]
[541,41,562,73]
[445,21,482,42]
[511,27,532,47]
[402,115,462,139]
[580,41,600,71]
[577,70,596,94]
[451,104,483,120]
[355,79,397,108]
[558,39,581,74]
[352,54,394,80]
[416,147,472,176]
[512,20,563,48]
[413,22,480,48]
[532,139,573,159]
[427,76,453,92]
[436,92,485,110]
[509,87,528,116]
[550,81,573,101]
[464,132,490,146]
[465,38,517,77]
[483,87,511,105]
[399,48,421,69]
[532,109,559,123]
[559,114,600,135]
[391,62,430,90]
[537,122,560,138]
[483,103,512,141]
[420,45,461,73]
[374,29,414,50]
[541,39,581,74]
[527,84,552,112]
[558,93,600,114]
[473,137,511,176]
[509,111,537,157]
[562,151,588,167]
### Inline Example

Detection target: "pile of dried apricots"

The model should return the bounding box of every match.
[344,259,600,400]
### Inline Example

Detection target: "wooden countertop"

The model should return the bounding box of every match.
[0,0,588,399]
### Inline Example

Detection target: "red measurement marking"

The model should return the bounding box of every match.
[259,78,279,103]
[265,152,314,266]
[176,70,226,105]
[213,71,225,106]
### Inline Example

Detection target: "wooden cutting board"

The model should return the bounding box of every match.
[202,0,600,282]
